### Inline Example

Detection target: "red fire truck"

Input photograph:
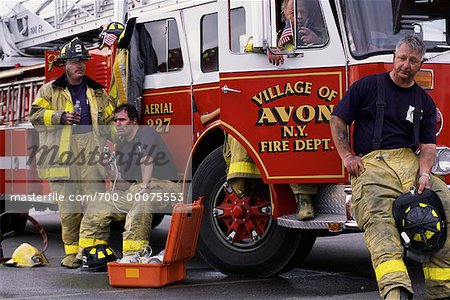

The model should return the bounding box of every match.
[1,0,450,277]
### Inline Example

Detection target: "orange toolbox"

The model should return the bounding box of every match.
[107,199,203,287]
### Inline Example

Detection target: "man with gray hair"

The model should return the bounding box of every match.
[330,35,450,299]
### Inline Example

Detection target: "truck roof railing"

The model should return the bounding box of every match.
[0,76,45,125]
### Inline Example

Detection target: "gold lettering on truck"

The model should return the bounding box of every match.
[250,81,338,154]
[144,103,174,116]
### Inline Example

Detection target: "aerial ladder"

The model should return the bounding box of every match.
[0,0,130,125]
[0,0,197,124]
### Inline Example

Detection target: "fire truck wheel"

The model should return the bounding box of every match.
[280,231,316,271]
[0,202,28,234]
[151,214,165,229]
[193,147,308,277]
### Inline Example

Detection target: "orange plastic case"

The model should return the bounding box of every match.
[107,199,204,287]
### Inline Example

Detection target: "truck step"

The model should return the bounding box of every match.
[277,213,358,232]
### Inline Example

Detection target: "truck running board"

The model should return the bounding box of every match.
[277,213,359,232]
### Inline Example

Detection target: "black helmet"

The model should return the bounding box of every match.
[81,244,117,272]
[53,37,91,66]
[393,188,447,256]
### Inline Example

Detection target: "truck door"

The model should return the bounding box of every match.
[219,0,347,184]
[136,11,193,178]
[181,2,221,139]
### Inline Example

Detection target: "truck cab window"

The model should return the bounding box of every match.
[275,0,328,49]
[144,18,184,73]
[201,13,219,73]
[342,0,450,58]
[230,7,246,53]
[294,0,328,47]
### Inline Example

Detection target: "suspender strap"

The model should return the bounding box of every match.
[373,74,386,150]
[412,86,422,151]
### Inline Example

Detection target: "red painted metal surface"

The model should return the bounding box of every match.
[218,185,271,243]
[4,128,42,198]
[141,86,193,175]
[220,67,347,184]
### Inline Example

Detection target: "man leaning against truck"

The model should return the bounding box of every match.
[330,35,450,300]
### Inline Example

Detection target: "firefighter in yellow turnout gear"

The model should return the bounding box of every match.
[223,133,261,197]
[78,104,179,266]
[331,35,450,299]
[30,37,115,268]
[223,134,317,220]
[351,149,450,299]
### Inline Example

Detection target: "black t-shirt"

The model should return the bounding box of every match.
[116,126,178,181]
[332,72,436,156]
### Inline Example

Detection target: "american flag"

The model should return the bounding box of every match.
[102,32,118,48]
[278,19,293,47]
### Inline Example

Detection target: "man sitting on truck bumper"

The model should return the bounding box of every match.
[78,104,180,268]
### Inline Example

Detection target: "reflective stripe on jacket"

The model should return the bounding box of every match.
[30,74,115,179]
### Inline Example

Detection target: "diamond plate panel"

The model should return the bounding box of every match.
[314,184,348,215]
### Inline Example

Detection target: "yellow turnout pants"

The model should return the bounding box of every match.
[78,179,179,256]
[50,132,105,256]
[351,148,450,299]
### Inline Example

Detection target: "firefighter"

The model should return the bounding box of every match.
[77,104,179,267]
[268,0,321,219]
[330,35,450,299]
[237,0,321,219]
[296,0,326,46]
[223,133,261,198]
[30,37,115,268]
[268,0,326,65]
[223,134,317,219]
[267,0,296,65]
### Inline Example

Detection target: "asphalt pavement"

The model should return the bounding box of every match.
[0,211,427,299]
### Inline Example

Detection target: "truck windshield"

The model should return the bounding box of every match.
[342,0,450,58]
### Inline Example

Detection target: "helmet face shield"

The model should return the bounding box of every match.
[393,188,447,256]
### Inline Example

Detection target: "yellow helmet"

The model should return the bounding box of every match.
[4,243,48,268]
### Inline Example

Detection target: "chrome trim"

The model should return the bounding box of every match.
[221,85,241,94]
[432,146,450,175]
[436,107,443,136]
[277,213,347,230]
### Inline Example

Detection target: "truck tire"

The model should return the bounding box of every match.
[193,147,310,277]
[281,231,316,272]
[0,201,28,234]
